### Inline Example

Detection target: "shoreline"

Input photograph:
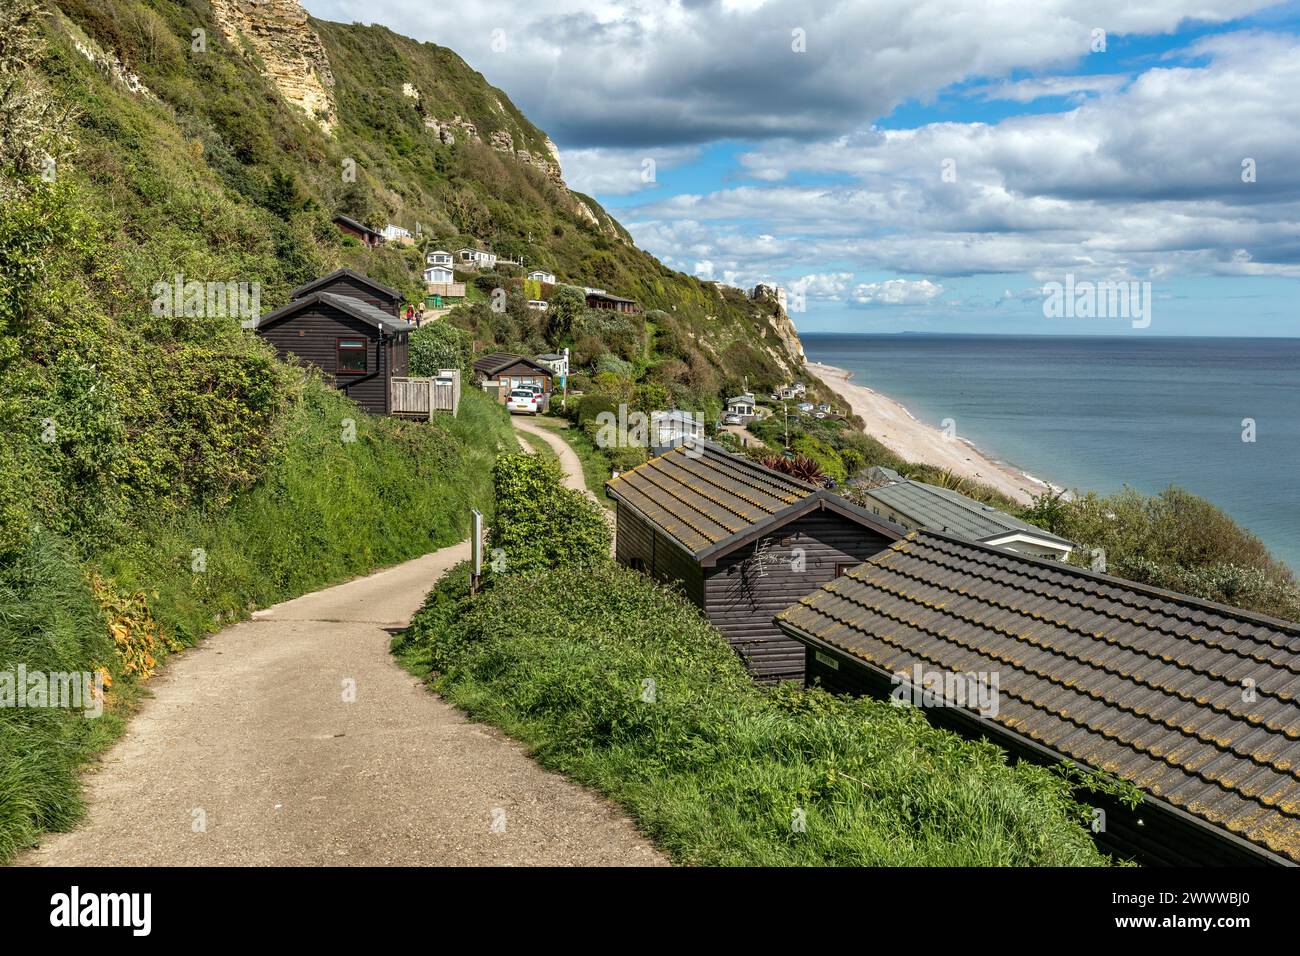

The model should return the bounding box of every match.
[807,361,1055,506]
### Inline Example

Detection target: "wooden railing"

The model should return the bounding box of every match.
[390,369,461,419]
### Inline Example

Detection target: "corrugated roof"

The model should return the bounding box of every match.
[861,477,1074,547]
[776,531,1300,864]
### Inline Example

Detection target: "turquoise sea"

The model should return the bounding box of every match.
[801,334,1300,572]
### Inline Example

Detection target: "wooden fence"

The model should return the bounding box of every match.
[390,369,461,419]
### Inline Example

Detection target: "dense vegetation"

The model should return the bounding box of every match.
[395,463,1120,866]
[1023,486,1300,620]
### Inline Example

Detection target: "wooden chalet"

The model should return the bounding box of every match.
[585,291,640,314]
[332,214,383,248]
[606,444,902,682]
[472,352,554,404]
[776,531,1300,866]
[290,268,403,316]
[252,271,413,416]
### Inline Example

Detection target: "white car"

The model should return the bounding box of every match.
[722,413,743,425]
[506,388,539,415]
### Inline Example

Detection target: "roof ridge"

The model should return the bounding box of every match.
[698,445,815,498]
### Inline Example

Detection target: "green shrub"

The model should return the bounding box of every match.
[595,352,634,379]
[576,393,619,426]
[1021,486,1299,618]
[409,321,472,376]
[488,452,610,576]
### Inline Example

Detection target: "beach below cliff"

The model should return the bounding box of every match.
[808,361,1051,506]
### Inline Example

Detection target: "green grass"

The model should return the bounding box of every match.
[395,560,1115,866]
[532,413,616,509]
[0,381,515,862]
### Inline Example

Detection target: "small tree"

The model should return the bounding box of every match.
[546,285,585,346]
[488,453,609,576]
[409,322,472,376]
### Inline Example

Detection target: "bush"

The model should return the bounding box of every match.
[576,393,619,426]
[595,353,634,379]
[396,563,1115,866]
[409,322,472,376]
[488,453,610,576]
[1021,486,1299,618]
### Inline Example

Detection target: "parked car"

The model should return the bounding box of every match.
[506,388,539,415]
[722,413,743,425]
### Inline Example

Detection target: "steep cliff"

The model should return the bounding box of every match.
[43,0,805,398]
[210,0,337,132]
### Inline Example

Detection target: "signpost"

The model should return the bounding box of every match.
[470,508,483,595]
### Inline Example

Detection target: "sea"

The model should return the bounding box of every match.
[801,334,1300,573]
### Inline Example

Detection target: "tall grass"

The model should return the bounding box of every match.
[0,380,515,861]
[396,561,1113,866]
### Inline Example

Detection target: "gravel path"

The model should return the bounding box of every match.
[19,452,664,867]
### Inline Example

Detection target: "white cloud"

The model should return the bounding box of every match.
[790,272,854,299]
[853,278,944,305]
[303,0,1274,146]
[561,145,701,196]
[969,74,1130,102]
[626,32,1300,280]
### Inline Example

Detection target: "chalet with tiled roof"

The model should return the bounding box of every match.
[776,531,1300,866]
[607,443,902,681]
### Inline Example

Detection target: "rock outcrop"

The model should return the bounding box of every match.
[752,284,807,367]
[209,0,336,134]
[64,20,153,98]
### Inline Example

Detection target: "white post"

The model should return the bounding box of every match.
[470,509,483,594]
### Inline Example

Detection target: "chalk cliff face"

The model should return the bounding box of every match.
[209,0,337,133]
[752,283,807,367]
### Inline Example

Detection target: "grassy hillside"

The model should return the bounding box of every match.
[0,0,519,862]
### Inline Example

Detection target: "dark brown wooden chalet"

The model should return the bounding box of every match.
[253,288,413,416]
[776,531,1300,866]
[290,268,402,316]
[585,291,640,313]
[332,214,383,248]
[606,444,902,682]
[472,352,553,401]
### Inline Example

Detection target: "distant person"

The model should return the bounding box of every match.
[405,305,414,321]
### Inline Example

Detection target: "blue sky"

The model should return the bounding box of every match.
[308,0,1300,335]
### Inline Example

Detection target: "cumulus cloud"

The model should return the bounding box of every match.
[561,145,702,196]
[853,278,944,305]
[790,272,854,300]
[303,0,1274,147]
[628,32,1300,279]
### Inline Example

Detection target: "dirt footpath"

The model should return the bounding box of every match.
[18,540,665,867]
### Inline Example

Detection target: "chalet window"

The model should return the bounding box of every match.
[629,557,646,572]
[337,338,367,374]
